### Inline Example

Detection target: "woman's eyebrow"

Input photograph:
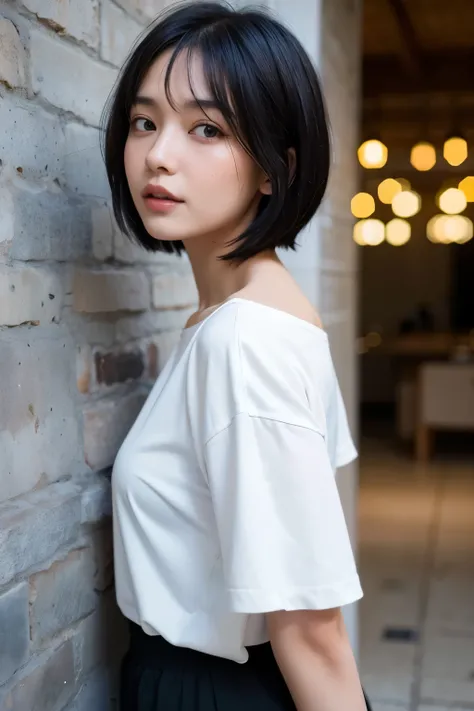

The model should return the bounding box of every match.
[132,95,221,112]
[182,98,221,111]
[132,95,157,108]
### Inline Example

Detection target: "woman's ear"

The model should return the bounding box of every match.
[259,148,296,195]
[259,173,272,196]
[288,147,296,185]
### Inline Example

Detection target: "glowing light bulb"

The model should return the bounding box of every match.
[438,187,467,215]
[351,192,375,218]
[443,136,468,167]
[410,142,436,171]
[358,140,388,169]
[426,214,473,244]
[386,218,411,246]
[353,219,385,246]
[459,176,474,203]
[378,179,402,204]
[392,191,421,218]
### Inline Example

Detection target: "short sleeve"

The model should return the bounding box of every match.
[204,411,363,615]
[334,381,358,469]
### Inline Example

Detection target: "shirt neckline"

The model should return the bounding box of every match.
[181,297,328,340]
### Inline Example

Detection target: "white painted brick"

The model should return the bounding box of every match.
[30,548,98,647]
[20,0,100,49]
[64,123,111,199]
[73,268,150,312]
[4,177,92,261]
[80,475,112,524]
[116,308,193,342]
[0,19,27,89]
[113,227,186,264]
[83,392,146,470]
[0,641,76,711]
[72,591,129,681]
[76,344,93,394]
[0,264,62,326]
[65,671,111,711]
[114,0,165,21]
[0,332,82,502]
[152,270,198,309]
[30,29,116,126]
[0,187,14,259]
[0,480,82,585]
[151,329,182,372]
[92,204,114,260]
[0,95,65,181]
[0,582,29,684]
[101,0,142,67]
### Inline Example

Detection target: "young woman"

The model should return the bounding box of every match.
[103,3,370,709]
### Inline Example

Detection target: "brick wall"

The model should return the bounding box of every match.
[0,1,361,708]
[0,2,196,709]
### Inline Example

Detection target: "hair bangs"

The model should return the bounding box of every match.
[101,2,330,263]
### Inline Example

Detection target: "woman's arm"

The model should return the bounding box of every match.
[267,607,367,711]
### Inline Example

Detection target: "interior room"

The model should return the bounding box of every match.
[356,2,474,709]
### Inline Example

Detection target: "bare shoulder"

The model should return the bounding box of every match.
[238,282,324,330]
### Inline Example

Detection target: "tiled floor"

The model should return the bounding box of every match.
[358,433,474,711]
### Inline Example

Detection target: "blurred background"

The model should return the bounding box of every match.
[0,1,472,710]
[356,2,474,710]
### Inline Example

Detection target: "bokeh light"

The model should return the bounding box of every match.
[392,191,421,218]
[351,192,376,218]
[378,178,402,204]
[459,176,474,202]
[443,136,468,166]
[410,142,436,171]
[438,187,467,215]
[358,140,388,169]
[386,218,411,246]
[353,219,385,246]
[427,214,473,244]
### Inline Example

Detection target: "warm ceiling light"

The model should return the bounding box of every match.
[378,178,402,204]
[438,187,467,215]
[392,190,421,218]
[358,140,388,169]
[410,142,436,171]
[353,219,385,246]
[444,216,473,244]
[459,176,474,202]
[386,218,411,246]
[443,136,468,166]
[353,221,367,246]
[426,214,473,244]
[351,192,375,218]
[427,215,448,243]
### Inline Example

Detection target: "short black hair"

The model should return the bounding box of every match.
[101,1,330,263]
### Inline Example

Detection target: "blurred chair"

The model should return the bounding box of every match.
[415,362,474,462]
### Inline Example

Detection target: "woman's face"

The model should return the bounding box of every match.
[124,49,270,248]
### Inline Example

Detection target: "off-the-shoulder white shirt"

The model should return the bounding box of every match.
[112,298,362,663]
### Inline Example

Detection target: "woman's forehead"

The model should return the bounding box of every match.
[138,49,209,105]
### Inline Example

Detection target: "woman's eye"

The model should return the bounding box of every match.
[132,118,155,132]
[192,124,222,139]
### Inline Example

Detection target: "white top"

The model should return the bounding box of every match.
[112,298,362,663]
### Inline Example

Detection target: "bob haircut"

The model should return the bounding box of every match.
[101,1,330,263]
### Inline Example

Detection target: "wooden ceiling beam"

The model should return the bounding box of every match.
[386,0,424,79]
[363,50,474,97]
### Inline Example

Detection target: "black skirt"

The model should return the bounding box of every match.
[120,622,372,711]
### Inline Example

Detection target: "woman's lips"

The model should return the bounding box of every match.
[143,196,183,213]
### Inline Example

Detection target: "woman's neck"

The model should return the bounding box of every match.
[185,238,283,313]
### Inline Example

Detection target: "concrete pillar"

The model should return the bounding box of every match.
[271,0,362,652]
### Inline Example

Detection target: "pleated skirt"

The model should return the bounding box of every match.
[120,622,372,711]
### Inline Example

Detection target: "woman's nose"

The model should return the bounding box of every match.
[145,128,179,174]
